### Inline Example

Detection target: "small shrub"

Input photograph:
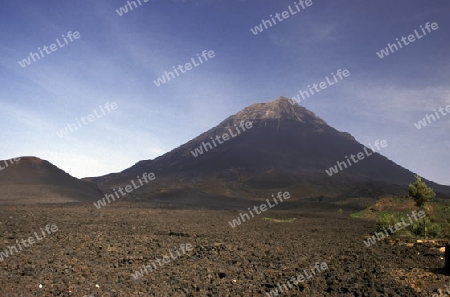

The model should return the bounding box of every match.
[410,217,442,238]
[427,222,442,238]
[376,212,404,232]
[442,223,450,238]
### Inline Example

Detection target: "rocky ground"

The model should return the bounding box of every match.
[0,202,449,297]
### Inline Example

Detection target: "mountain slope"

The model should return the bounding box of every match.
[87,97,450,200]
[0,157,103,204]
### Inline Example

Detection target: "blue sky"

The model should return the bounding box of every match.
[0,0,449,185]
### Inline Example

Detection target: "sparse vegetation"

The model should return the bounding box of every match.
[262,217,296,223]
[351,195,450,239]
[350,209,369,219]
[374,211,441,237]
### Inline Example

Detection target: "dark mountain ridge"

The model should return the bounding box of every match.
[0,156,103,204]
[86,97,450,200]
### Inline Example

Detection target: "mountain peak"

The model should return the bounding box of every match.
[231,96,327,128]
[0,156,103,204]
[272,95,295,105]
[16,156,43,162]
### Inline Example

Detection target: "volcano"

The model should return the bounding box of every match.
[86,97,450,201]
[0,156,103,204]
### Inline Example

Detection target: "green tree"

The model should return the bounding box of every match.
[408,175,436,208]
[409,175,436,239]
